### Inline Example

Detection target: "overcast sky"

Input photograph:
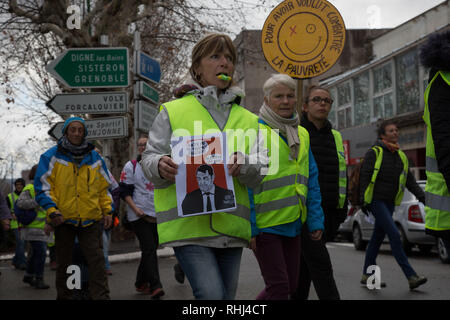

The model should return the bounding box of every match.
[244,0,446,30]
[0,0,447,178]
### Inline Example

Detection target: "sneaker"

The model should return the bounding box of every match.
[408,275,427,290]
[23,275,36,287]
[136,283,150,294]
[33,278,50,289]
[150,287,165,300]
[360,274,386,288]
[173,264,185,284]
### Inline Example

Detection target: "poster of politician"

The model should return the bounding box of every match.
[171,132,236,217]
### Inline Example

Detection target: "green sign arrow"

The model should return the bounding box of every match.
[135,81,159,105]
[46,47,129,88]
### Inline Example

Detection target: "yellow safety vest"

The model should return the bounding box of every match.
[423,70,450,232]
[332,129,347,209]
[154,95,260,245]
[7,193,19,229]
[253,123,309,228]
[363,146,409,206]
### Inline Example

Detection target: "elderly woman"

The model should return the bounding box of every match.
[250,73,324,300]
[141,33,267,300]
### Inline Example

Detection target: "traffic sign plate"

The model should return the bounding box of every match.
[46,92,128,115]
[48,116,128,140]
[46,47,129,88]
[135,51,161,84]
[134,81,159,105]
[135,100,158,133]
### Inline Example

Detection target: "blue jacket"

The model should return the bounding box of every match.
[250,148,324,237]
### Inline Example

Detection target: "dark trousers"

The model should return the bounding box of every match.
[363,200,416,278]
[293,223,340,300]
[25,240,46,279]
[254,233,301,300]
[54,222,109,300]
[131,218,162,291]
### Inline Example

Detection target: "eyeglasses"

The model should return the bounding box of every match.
[309,96,333,105]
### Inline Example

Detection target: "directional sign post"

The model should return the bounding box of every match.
[48,116,128,140]
[135,100,159,133]
[135,51,161,84]
[46,92,128,115]
[134,81,159,105]
[46,47,129,88]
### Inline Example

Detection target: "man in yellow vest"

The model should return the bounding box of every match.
[420,30,450,244]
[6,178,27,270]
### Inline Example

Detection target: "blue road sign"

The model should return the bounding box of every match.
[135,51,161,84]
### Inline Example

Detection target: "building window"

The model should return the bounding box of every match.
[353,71,370,125]
[396,49,420,115]
[336,81,352,129]
[373,62,393,119]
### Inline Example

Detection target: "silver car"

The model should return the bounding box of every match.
[338,181,436,256]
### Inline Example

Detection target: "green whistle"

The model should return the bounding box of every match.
[217,74,231,81]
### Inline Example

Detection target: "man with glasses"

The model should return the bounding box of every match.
[293,85,347,300]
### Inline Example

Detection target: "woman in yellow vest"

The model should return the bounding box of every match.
[16,165,50,289]
[359,120,427,290]
[249,74,324,300]
[141,34,268,299]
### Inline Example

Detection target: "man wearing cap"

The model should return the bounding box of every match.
[34,117,113,300]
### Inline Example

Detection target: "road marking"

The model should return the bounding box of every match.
[326,242,354,249]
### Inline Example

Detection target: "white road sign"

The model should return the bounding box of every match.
[135,100,158,133]
[46,92,128,115]
[48,116,128,140]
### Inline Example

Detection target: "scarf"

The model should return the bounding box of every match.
[381,139,400,153]
[59,136,92,163]
[259,102,300,159]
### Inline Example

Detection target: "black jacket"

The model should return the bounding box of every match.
[181,185,235,215]
[359,140,425,205]
[420,30,450,190]
[301,114,342,209]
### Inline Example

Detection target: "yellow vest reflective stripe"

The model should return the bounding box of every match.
[154,95,259,245]
[423,70,450,231]
[253,124,309,228]
[22,184,46,230]
[332,129,347,209]
[7,193,19,229]
[363,146,408,206]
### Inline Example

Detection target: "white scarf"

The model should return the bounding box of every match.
[259,102,300,159]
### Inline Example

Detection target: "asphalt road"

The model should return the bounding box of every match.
[1,241,449,301]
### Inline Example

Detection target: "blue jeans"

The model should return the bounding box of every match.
[363,200,416,279]
[174,245,243,300]
[25,240,47,278]
[12,228,27,267]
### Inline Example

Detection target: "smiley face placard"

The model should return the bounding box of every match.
[262,0,346,79]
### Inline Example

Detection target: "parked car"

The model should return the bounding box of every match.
[338,181,436,256]
[437,237,450,264]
